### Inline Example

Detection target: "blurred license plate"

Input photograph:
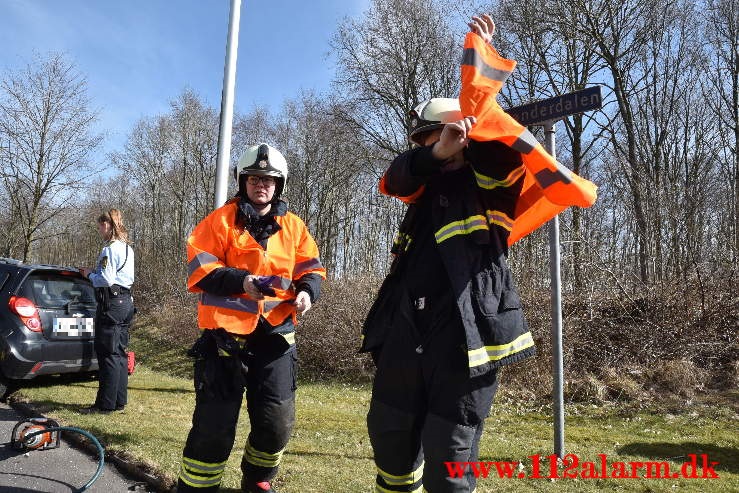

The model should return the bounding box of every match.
[53,318,94,337]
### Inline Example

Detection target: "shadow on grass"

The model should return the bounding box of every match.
[29,414,147,450]
[13,372,98,389]
[126,385,194,394]
[3,373,97,404]
[287,449,372,461]
[477,454,521,464]
[52,380,195,394]
[53,383,195,394]
[617,442,739,474]
[19,376,194,395]
[13,399,88,415]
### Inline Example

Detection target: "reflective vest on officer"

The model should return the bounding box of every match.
[382,32,598,246]
[187,200,326,335]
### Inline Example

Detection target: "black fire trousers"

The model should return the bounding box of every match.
[94,289,134,411]
[368,292,499,493]
[177,331,297,492]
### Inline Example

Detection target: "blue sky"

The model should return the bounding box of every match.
[0,0,369,155]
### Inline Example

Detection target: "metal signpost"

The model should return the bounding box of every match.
[506,86,602,459]
[214,0,243,208]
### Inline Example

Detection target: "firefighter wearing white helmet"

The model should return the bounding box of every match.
[234,143,289,202]
[407,97,464,146]
[362,14,539,493]
[178,143,326,493]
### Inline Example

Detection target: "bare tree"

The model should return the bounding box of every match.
[490,0,606,290]
[0,173,23,257]
[270,93,384,276]
[703,0,738,263]
[168,90,219,250]
[106,90,223,297]
[567,0,667,283]
[330,0,466,275]
[112,115,171,266]
[627,0,715,281]
[332,0,460,158]
[0,53,102,261]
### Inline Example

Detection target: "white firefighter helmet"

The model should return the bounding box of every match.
[407,98,463,146]
[234,143,288,180]
[234,143,288,200]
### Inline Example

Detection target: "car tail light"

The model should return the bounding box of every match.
[9,296,42,332]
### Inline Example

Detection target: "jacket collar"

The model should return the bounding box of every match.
[237,197,288,220]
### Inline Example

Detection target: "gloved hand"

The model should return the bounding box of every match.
[252,275,278,297]
[243,275,265,300]
[294,291,312,315]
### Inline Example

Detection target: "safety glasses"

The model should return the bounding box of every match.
[246,176,276,186]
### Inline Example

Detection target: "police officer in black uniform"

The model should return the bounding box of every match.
[79,209,135,414]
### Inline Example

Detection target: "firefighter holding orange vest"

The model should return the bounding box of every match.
[362,16,596,492]
[177,143,326,493]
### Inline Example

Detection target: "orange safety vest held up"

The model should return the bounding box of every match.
[186,200,326,335]
[460,32,597,245]
[383,33,598,246]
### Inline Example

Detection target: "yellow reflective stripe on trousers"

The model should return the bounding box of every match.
[280,331,295,345]
[181,456,227,474]
[178,468,223,488]
[244,440,284,468]
[377,461,424,486]
[473,164,525,190]
[468,332,535,368]
[179,459,225,488]
[435,215,488,243]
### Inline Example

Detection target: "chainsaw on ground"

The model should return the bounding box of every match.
[8,416,107,492]
[11,417,61,451]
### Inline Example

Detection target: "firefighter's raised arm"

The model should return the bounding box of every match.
[468,14,495,43]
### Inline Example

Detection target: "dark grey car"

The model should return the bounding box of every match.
[0,257,98,398]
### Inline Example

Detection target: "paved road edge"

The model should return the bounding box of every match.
[6,395,175,492]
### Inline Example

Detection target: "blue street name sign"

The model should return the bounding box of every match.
[506,86,602,126]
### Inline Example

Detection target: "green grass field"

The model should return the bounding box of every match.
[12,363,738,493]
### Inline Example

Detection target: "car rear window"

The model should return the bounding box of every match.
[20,272,96,308]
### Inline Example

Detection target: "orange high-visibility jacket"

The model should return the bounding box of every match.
[460,32,597,244]
[383,33,598,245]
[187,200,326,335]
